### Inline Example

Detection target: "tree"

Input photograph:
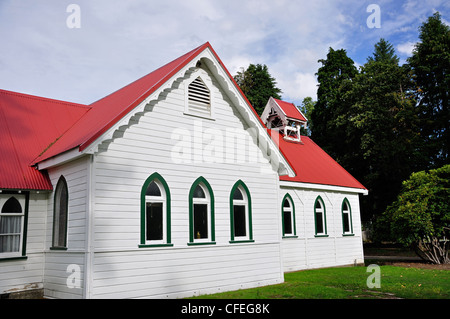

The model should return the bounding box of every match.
[381,164,450,264]
[408,12,450,168]
[310,47,358,162]
[345,39,425,219]
[234,64,282,115]
[310,41,425,221]
[298,97,315,136]
[367,38,399,64]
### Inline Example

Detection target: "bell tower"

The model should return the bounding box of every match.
[261,97,307,143]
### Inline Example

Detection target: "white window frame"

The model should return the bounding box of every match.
[0,194,26,258]
[145,180,167,245]
[192,183,212,244]
[232,185,250,241]
[314,196,328,237]
[342,198,353,236]
[282,195,296,237]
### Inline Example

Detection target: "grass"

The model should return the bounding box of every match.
[191,265,449,299]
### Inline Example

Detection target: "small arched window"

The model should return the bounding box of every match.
[314,196,327,237]
[140,173,172,247]
[282,194,296,237]
[189,177,215,245]
[0,196,24,254]
[230,180,253,243]
[342,198,353,235]
[52,176,68,249]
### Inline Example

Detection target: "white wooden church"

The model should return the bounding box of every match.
[0,42,367,299]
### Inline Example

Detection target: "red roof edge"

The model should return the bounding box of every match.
[77,41,269,152]
[205,46,298,175]
[78,42,212,152]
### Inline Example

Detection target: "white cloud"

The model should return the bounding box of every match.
[278,72,318,105]
[397,41,416,56]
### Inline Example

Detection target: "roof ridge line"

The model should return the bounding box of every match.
[0,89,91,109]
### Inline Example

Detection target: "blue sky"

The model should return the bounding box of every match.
[0,0,448,107]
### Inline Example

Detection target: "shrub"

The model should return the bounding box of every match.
[383,164,450,264]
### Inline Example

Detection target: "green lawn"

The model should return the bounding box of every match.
[192,265,449,299]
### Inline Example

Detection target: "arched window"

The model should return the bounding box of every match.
[140,173,172,247]
[342,198,353,235]
[52,176,68,249]
[188,177,215,245]
[0,196,24,254]
[282,194,297,237]
[230,180,253,243]
[314,196,328,237]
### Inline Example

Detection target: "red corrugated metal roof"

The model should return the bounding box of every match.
[274,131,366,190]
[2,42,266,190]
[0,89,90,190]
[1,42,365,192]
[273,98,307,122]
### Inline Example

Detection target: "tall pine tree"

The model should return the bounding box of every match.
[310,48,358,162]
[234,64,282,115]
[408,12,450,168]
[347,39,423,219]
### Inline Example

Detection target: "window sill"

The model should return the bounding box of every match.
[187,241,216,246]
[50,246,68,251]
[183,111,215,121]
[229,239,255,244]
[314,234,329,238]
[139,243,174,248]
[0,255,27,262]
[342,233,355,237]
[282,235,298,239]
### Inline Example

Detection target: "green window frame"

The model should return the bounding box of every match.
[314,196,328,237]
[0,192,29,260]
[282,193,297,238]
[341,198,354,236]
[139,173,173,248]
[188,177,215,246]
[51,176,68,250]
[229,180,253,243]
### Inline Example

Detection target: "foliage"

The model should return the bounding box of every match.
[232,12,448,228]
[382,164,450,264]
[298,97,315,136]
[234,64,282,115]
[310,47,357,162]
[310,40,425,220]
[367,38,399,64]
[345,41,425,218]
[408,12,450,168]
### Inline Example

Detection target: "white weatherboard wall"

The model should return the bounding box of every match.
[88,65,284,298]
[43,156,89,299]
[280,187,364,272]
[0,192,46,296]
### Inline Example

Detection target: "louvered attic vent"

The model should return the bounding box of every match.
[188,77,211,116]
